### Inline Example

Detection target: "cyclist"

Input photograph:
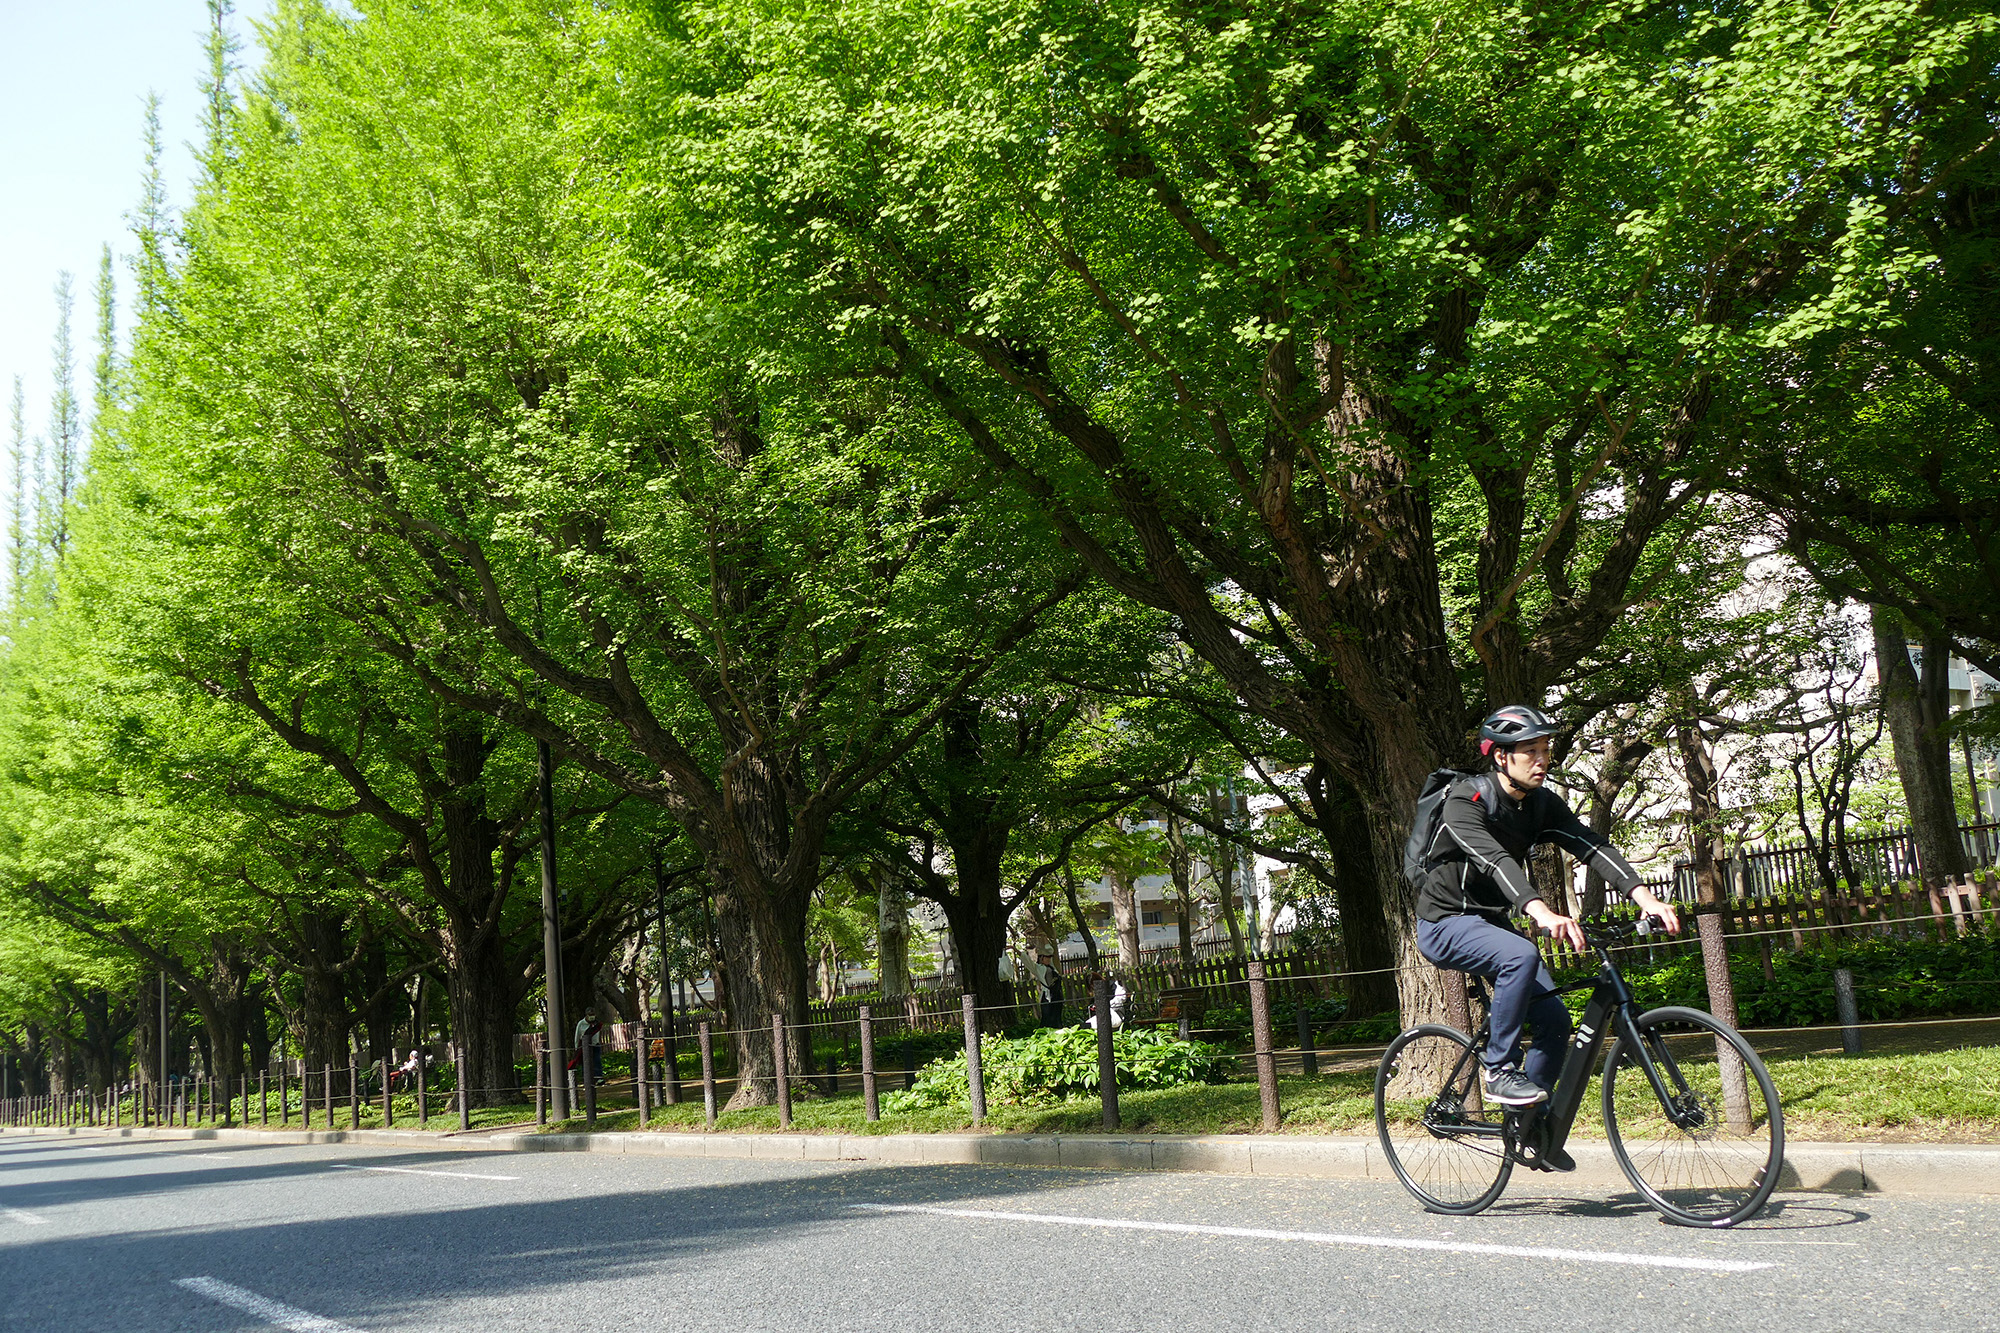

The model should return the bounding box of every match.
[1416,704,1681,1127]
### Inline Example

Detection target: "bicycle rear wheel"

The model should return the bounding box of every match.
[1375,1024,1512,1215]
[1602,1006,1784,1228]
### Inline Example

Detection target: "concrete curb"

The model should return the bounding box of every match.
[7,1123,1997,1196]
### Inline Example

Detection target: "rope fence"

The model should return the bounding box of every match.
[11,874,1999,1136]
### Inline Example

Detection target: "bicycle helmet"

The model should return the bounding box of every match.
[1478,703,1558,756]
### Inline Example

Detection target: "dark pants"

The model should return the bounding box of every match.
[1417,914,1571,1090]
[1039,997,1063,1028]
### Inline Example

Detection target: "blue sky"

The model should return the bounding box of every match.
[1,1,266,452]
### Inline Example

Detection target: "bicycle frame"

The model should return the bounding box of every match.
[1449,932,1696,1165]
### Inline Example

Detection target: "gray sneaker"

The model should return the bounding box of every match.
[1481,1066,1548,1106]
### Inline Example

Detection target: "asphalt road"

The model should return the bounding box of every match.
[2,1131,1995,1332]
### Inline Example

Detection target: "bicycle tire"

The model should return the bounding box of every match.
[1375,1024,1513,1215]
[1602,1005,1784,1228]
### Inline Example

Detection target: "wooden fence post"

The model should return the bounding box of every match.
[772,1014,792,1129]
[662,1014,681,1105]
[637,1031,650,1126]
[456,1049,469,1131]
[1295,1005,1318,1077]
[1094,978,1119,1131]
[699,1022,717,1128]
[859,1005,879,1123]
[1247,958,1280,1131]
[962,994,985,1125]
[1693,903,1752,1133]
[1834,968,1862,1056]
[381,1058,393,1128]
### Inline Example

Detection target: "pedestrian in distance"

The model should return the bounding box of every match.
[1074,969,1129,1033]
[570,1009,605,1086]
[1032,952,1064,1028]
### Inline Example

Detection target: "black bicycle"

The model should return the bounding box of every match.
[1374,916,1784,1228]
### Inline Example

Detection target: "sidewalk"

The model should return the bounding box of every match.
[9,1122,1999,1196]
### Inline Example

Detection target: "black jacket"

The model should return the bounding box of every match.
[1417,773,1642,923]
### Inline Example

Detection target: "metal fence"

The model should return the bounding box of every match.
[1636,820,2000,903]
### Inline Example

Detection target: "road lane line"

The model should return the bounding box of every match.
[849,1203,1774,1273]
[3,1208,47,1225]
[330,1163,518,1181]
[174,1277,363,1332]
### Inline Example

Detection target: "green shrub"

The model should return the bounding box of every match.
[1322,1011,1402,1043]
[1558,928,2000,1027]
[883,1026,1232,1112]
[1202,995,1350,1046]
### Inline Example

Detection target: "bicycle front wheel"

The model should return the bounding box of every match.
[1602,1006,1784,1228]
[1376,1024,1512,1215]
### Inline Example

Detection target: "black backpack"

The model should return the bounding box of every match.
[1403,768,1475,887]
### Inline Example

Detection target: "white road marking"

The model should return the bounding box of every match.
[330,1163,517,1181]
[174,1277,363,1332]
[3,1208,47,1225]
[849,1203,1775,1274]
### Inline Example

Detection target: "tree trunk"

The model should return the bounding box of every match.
[134,981,159,1104]
[1530,847,1571,918]
[938,877,1015,1031]
[1214,855,1247,960]
[244,987,272,1078]
[817,937,839,1005]
[185,941,255,1115]
[875,866,912,995]
[75,988,122,1095]
[1061,865,1099,965]
[1583,731,1653,917]
[21,1024,46,1097]
[1677,721,1752,1133]
[441,906,520,1109]
[1312,774,1399,1018]
[356,938,396,1067]
[298,911,351,1077]
[712,858,811,1111]
[1873,606,1971,887]
[439,744,521,1108]
[1108,865,1140,966]
[1162,808,1198,968]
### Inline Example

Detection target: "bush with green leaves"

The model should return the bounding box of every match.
[1559,928,2000,1028]
[883,1026,1232,1112]
[1202,995,1398,1047]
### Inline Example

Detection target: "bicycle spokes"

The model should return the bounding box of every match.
[1376,1026,1513,1214]
[1603,1007,1784,1227]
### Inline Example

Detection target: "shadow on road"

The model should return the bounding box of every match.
[0,1148,1138,1329]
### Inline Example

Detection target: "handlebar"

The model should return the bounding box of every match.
[1581,912,1668,948]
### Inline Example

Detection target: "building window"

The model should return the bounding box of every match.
[1141,909,1164,926]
